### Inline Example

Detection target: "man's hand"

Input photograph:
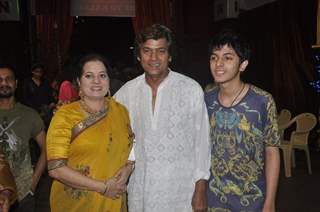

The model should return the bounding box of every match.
[262,202,275,212]
[191,179,207,212]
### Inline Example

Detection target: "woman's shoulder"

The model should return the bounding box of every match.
[108,97,130,125]
[109,97,129,117]
[51,101,83,127]
[55,101,81,115]
[109,97,129,114]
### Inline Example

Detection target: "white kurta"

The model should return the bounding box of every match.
[114,71,211,212]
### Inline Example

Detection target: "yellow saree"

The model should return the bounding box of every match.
[47,98,133,212]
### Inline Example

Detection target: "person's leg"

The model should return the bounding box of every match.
[10,194,35,212]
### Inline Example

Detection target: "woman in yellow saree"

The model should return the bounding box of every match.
[46,54,134,212]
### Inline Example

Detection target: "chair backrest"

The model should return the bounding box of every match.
[278,109,292,127]
[291,113,317,146]
[278,109,292,140]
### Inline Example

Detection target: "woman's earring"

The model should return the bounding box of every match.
[106,90,111,98]
[79,89,84,100]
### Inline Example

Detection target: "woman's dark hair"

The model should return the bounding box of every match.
[76,53,112,80]
[134,24,176,60]
[209,28,251,63]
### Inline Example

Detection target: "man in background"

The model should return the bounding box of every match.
[21,63,55,127]
[0,64,47,212]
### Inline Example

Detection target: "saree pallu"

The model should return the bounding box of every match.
[47,98,132,212]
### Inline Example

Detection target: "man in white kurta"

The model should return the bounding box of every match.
[114,70,211,212]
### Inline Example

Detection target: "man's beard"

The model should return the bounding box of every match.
[0,86,14,98]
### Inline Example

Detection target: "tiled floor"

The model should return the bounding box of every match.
[33,149,320,212]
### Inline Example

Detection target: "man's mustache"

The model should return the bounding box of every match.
[0,86,11,90]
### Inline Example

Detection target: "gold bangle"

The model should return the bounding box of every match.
[102,181,110,195]
[47,159,67,171]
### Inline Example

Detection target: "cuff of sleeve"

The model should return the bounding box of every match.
[47,159,67,171]
[193,169,210,183]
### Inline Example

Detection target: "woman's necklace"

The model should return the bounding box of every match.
[80,99,108,115]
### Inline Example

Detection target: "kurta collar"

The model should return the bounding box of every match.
[142,68,172,90]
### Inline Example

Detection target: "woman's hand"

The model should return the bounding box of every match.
[113,161,134,186]
[101,177,126,199]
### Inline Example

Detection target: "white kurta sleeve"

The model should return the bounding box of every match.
[114,85,136,161]
[192,88,211,183]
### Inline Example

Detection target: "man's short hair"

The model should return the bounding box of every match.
[31,63,44,71]
[0,63,16,79]
[134,24,176,59]
[209,28,251,63]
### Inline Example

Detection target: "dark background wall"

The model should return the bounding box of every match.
[0,0,30,79]
[174,0,319,118]
[69,17,135,66]
[0,0,319,118]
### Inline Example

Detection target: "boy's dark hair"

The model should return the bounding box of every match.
[134,24,176,60]
[209,28,251,62]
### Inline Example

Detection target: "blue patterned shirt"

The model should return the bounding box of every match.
[205,85,280,212]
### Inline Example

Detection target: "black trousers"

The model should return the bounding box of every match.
[10,194,35,212]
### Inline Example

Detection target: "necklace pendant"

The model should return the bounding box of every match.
[230,83,246,107]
